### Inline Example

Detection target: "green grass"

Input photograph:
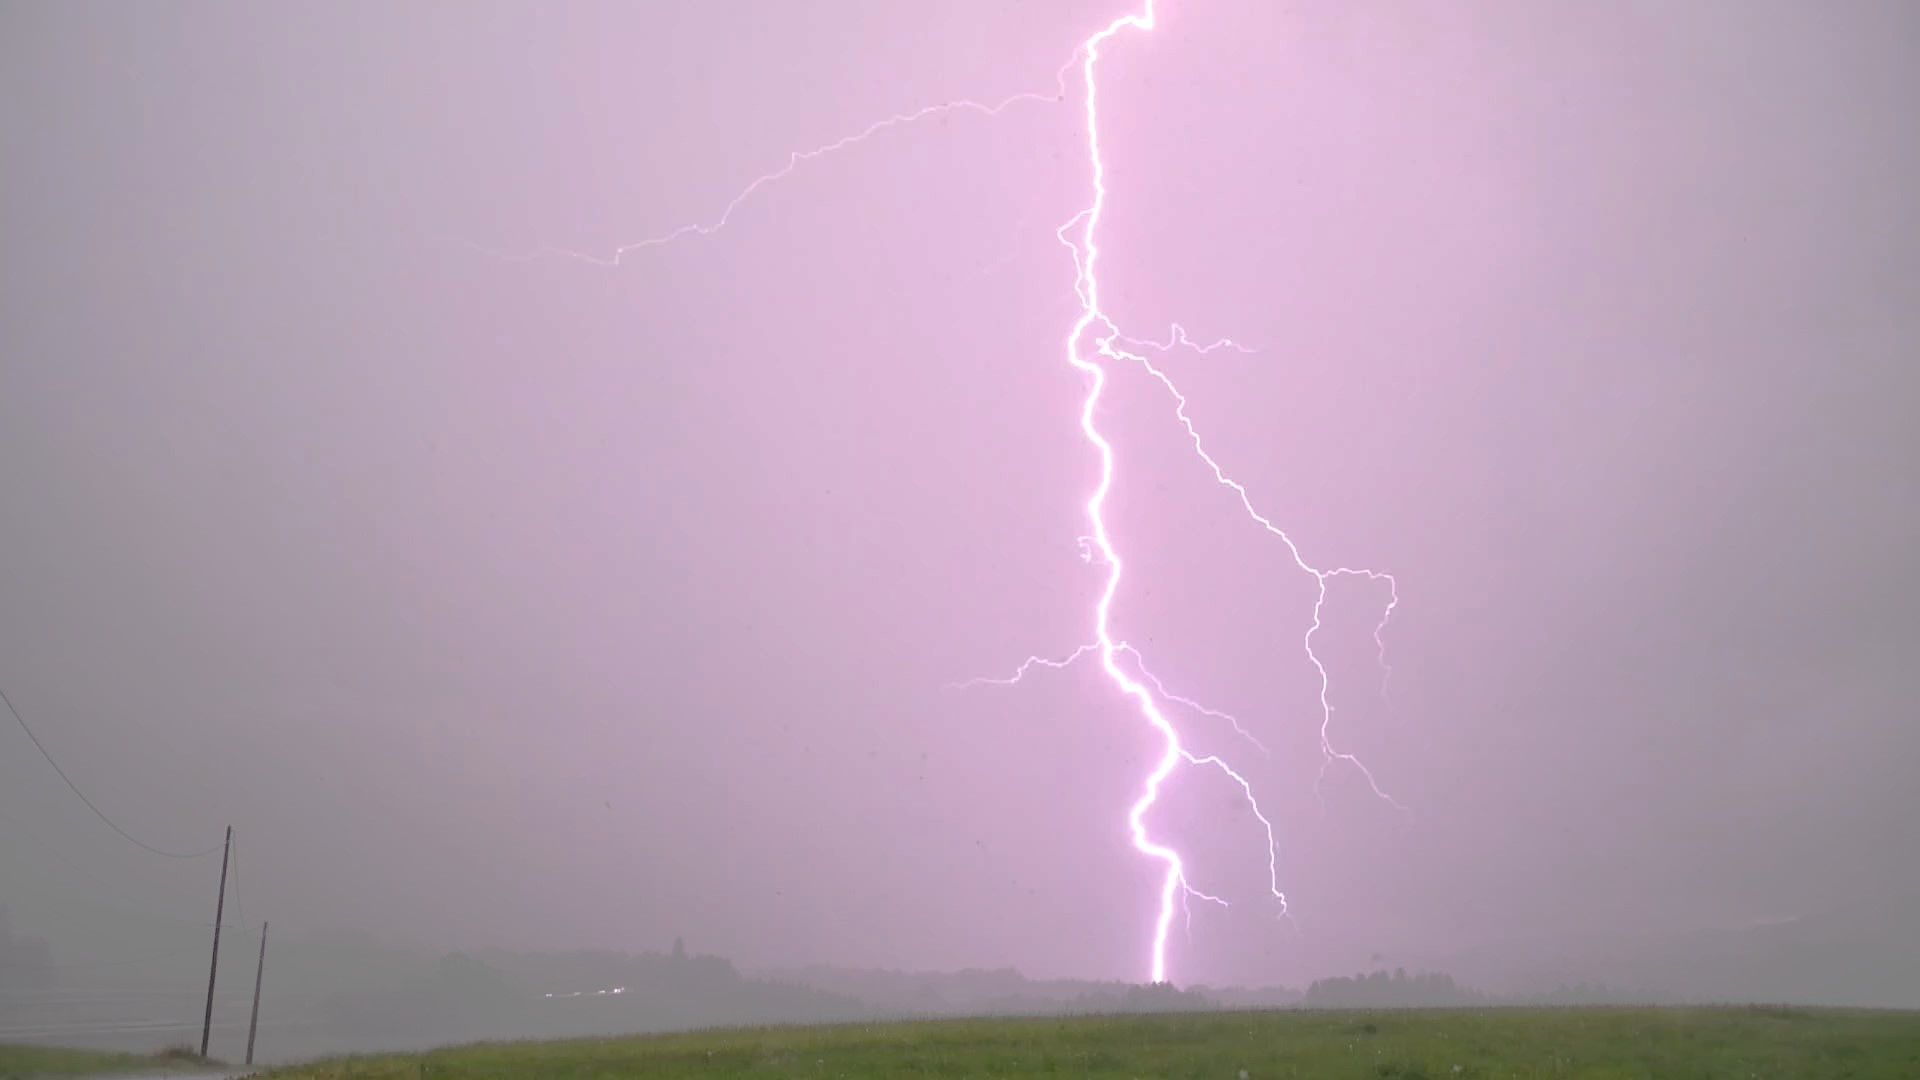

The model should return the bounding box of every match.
[247,1006,1920,1079]
[0,1041,224,1079]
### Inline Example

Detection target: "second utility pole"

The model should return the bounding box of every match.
[199,825,231,1058]
[245,920,268,1066]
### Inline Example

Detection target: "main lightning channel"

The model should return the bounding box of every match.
[1044,0,1404,981]
[1055,2,1220,984]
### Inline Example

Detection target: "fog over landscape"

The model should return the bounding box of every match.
[3,0,1916,1063]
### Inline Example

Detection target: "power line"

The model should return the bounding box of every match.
[230,830,244,930]
[1,683,224,859]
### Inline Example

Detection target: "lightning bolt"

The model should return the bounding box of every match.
[492,0,1404,989]
[990,0,1402,983]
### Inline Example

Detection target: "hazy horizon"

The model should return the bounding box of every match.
[4,0,1916,1013]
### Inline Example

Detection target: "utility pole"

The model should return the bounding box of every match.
[245,920,268,1066]
[199,825,231,1059]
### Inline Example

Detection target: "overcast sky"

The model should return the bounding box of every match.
[3,0,1916,990]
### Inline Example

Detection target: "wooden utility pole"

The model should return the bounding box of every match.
[245,920,268,1066]
[199,825,231,1058]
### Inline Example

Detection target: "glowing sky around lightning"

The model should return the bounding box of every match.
[515,0,1406,983]
[527,0,1408,983]
[527,0,1411,984]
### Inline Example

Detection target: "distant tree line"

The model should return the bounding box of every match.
[1303,968,1481,1008]
[1301,968,1674,1009]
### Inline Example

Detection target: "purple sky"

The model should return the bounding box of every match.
[3,0,1917,990]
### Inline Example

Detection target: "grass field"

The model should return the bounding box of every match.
[0,1041,224,1079]
[240,1006,1920,1079]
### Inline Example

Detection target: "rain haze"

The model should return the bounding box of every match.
[3,0,1918,1061]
